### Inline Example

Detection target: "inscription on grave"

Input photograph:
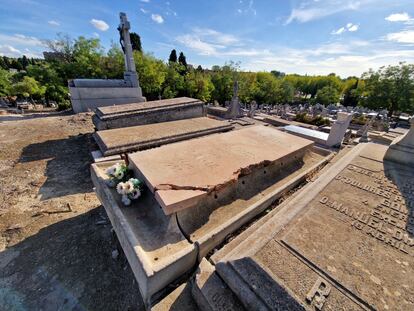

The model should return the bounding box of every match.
[318,163,414,257]
[306,277,331,310]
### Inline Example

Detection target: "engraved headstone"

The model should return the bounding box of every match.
[211,143,414,310]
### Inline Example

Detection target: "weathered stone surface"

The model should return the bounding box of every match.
[94,117,233,156]
[90,161,197,305]
[191,258,245,311]
[93,97,205,130]
[213,143,414,310]
[153,283,198,311]
[179,147,333,259]
[128,126,314,215]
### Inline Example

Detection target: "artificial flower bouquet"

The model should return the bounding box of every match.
[105,163,144,206]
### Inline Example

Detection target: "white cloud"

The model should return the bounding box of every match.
[176,28,243,56]
[140,8,148,14]
[193,28,239,45]
[385,12,411,22]
[93,32,100,38]
[0,34,46,47]
[385,30,414,44]
[151,14,164,24]
[141,0,150,2]
[90,19,109,31]
[0,45,22,57]
[331,27,345,35]
[348,24,359,31]
[331,22,359,35]
[286,0,366,24]
[48,20,60,26]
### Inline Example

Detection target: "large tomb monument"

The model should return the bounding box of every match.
[92,97,205,130]
[91,125,334,307]
[69,12,145,113]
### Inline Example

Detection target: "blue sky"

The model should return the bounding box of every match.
[0,0,413,77]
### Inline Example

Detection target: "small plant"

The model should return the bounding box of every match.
[116,178,144,206]
[105,163,144,206]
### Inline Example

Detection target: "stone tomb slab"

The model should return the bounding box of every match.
[94,117,234,156]
[212,143,414,310]
[93,97,205,130]
[128,126,314,215]
[90,161,197,306]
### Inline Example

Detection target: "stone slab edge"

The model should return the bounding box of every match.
[97,101,204,120]
[94,124,234,156]
[91,162,197,304]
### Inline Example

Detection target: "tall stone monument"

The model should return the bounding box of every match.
[69,12,145,113]
[227,80,242,118]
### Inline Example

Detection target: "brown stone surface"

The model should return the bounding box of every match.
[213,143,414,310]
[94,117,233,156]
[96,97,201,117]
[128,126,314,214]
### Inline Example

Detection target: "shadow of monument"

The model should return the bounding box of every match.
[383,159,414,239]
[0,207,144,311]
[215,257,305,310]
[19,134,94,200]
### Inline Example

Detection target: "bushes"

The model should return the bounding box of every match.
[294,112,330,126]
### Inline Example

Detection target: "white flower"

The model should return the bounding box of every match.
[116,182,126,195]
[130,188,141,199]
[114,169,124,180]
[122,195,131,206]
[106,163,120,176]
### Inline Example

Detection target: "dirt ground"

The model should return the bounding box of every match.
[0,112,144,311]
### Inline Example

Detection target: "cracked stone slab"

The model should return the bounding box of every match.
[128,126,314,215]
[94,117,233,156]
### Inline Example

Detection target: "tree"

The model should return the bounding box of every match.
[134,52,167,100]
[315,85,340,106]
[210,62,238,104]
[178,52,187,67]
[21,55,29,70]
[130,32,142,52]
[168,49,177,63]
[0,69,11,96]
[11,76,45,100]
[361,62,414,116]
[185,70,214,102]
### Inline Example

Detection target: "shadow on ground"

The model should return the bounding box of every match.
[0,207,144,311]
[19,134,94,200]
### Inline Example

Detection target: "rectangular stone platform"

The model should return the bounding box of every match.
[93,97,205,130]
[128,126,314,215]
[212,143,414,310]
[92,146,332,307]
[94,117,234,156]
[91,161,197,306]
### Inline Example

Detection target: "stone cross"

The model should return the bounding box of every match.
[118,12,139,87]
[233,80,239,99]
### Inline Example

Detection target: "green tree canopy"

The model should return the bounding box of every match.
[168,49,177,63]
[130,32,142,52]
[361,62,414,116]
[315,85,340,106]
